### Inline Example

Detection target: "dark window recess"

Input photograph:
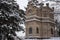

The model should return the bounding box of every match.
[29,27,32,34]
[36,27,39,33]
[51,28,53,34]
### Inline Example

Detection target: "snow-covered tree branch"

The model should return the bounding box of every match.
[0,0,25,40]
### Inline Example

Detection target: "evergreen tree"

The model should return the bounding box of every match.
[0,0,25,40]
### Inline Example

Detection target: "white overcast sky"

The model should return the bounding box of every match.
[16,0,28,10]
[16,0,45,10]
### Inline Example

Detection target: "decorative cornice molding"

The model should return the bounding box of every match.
[25,18,55,24]
[25,18,40,22]
[25,15,54,21]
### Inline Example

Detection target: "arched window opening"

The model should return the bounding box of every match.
[51,28,53,34]
[29,27,32,34]
[36,27,39,33]
[58,29,60,36]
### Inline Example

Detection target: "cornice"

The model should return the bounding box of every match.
[25,18,55,24]
[25,15,54,21]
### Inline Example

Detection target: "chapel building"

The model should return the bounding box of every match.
[25,0,55,39]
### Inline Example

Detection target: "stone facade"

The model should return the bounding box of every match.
[25,0,55,39]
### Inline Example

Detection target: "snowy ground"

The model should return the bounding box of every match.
[43,37,60,40]
[22,37,60,40]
